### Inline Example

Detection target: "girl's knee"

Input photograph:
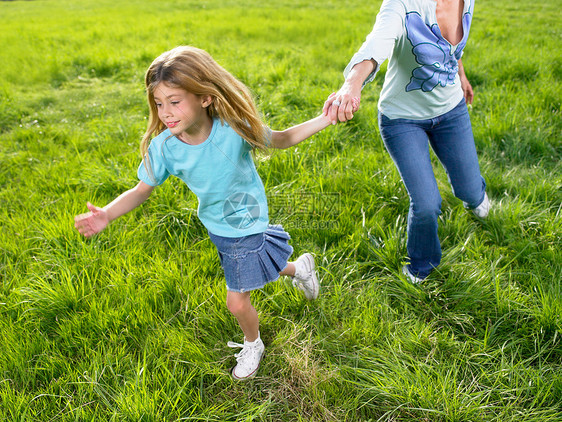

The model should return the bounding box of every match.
[226,292,251,316]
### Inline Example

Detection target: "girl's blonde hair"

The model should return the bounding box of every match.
[140,46,268,163]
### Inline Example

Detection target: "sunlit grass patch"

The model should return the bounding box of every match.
[0,0,560,420]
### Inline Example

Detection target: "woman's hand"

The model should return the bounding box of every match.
[74,202,109,237]
[323,86,361,124]
[323,84,361,125]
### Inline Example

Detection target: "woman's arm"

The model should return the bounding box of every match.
[323,0,403,124]
[75,181,155,237]
[269,114,333,149]
[458,58,474,105]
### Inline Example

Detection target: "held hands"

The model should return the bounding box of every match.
[323,92,360,124]
[323,85,361,125]
[74,202,109,237]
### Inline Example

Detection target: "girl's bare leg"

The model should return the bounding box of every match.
[226,291,259,342]
[227,262,298,342]
[279,262,295,277]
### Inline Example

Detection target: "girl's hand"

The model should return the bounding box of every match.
[74,202,109,237]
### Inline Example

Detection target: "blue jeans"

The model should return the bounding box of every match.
[379,99,486,279]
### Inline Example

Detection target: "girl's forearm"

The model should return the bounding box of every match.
[104,182,154,222]
[271,114,332,149]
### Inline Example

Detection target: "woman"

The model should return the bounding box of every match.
[324,0,489,282]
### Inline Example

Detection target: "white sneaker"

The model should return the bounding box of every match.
[227,336,265,380]
[465,192,490,218]
[402,265,423,284]
[292,253,319,300]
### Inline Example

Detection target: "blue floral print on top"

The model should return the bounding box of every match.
[405,9,471,92]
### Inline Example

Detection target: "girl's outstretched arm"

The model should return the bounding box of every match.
[270,114,333,150]
[75,181,155,237]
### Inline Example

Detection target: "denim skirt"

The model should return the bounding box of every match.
[208,225,293,293]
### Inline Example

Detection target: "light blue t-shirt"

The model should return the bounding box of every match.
[344,0,474,120]
[137,118,269,237]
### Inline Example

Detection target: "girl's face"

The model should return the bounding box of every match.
[153,82,212,145]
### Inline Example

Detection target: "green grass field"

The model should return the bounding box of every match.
[0,0,561,420]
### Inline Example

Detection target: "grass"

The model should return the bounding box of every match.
[0,0,561,420]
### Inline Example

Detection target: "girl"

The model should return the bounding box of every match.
[74,46,341,380]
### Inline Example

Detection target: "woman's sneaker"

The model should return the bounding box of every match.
[292,253,320,300]
[465,192,490,218]
[402,265,423,284]
[227,337,265,380]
